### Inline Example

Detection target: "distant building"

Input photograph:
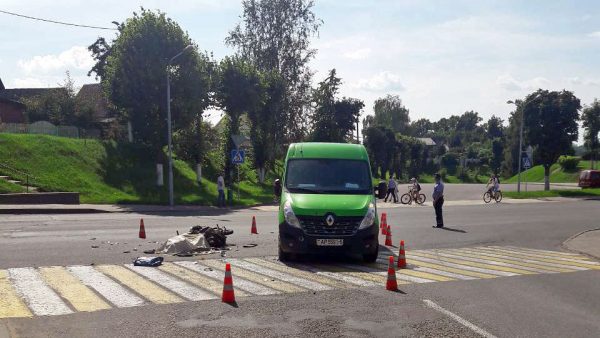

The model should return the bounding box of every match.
[0,97,26,123]
[75,83,115,123]
[416,137,436,146]
[0,77,67,123]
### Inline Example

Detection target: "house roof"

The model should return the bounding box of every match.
[0,87,66,101]
[0,78,4,90]
[75,83,112,120]
[416,137,436,146]
[0,97,26,109]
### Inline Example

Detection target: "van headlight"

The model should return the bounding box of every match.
[284,200,301,228]
[359,203,376,229]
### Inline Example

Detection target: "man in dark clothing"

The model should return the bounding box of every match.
[432,173,444,228]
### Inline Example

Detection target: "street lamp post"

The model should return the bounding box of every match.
[166,45,194,207]
[507,100,523,193]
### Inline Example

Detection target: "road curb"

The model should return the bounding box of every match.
[561,228,600,260]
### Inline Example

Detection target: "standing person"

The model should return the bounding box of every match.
[384,175,398,203]
[217,174,225,208]
[432,173,445,228]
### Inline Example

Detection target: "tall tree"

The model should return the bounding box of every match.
[523,90,581,190]
[411,118,433,137]
[214,56,263,187]
[582,99,600,169]
[248,71,285,183]
[226,0,322,144]
[309,69,364,142]
[485,115,504,139]
[88,9,211,161]
[372,95,410,134]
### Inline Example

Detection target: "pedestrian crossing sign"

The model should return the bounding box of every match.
[522,157,531,169]
[231,149,245,164]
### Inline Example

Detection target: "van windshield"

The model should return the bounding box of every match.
[285,159,371,194]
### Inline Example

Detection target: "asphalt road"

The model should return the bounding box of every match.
[1,198,599,337]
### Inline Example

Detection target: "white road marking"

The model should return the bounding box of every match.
[68,266,145,308]
[455,248,588,271]
[484,247,599,265]
[283,262,380,287]
[339,263,436,283]
[125,265,215,301]
[375,258,474,280]
[433,252,553,274]
[405,255,517,277]
[174,261,279,296]
[229,259,332,291]
[423,299,497,338]
[7,268,73,316]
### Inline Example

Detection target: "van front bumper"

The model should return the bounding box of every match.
[278,221,378,256]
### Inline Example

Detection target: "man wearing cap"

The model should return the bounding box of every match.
[432,173,444,228]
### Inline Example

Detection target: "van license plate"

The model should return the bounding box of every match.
[316,239,343,246]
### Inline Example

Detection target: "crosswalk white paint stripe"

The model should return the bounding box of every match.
[414,251,550,274]
[374,258,474,280]
[405,255,517,276]
[174,261,279,296]
[454,248,588,271]
[484,247,599,265]
[67,266,145,308]
[283,262,380,287]
[229,259,332,291]
[7,268,73,316]
[500,246,581,257]
[339,263,436,283]
[125,265,215,301]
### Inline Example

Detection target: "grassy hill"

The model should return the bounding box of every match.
[505,161,593,184]
[0,133,272,205]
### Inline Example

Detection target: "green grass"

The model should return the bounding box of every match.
[505,161,593,184]
[504,188,600,199]
[0,179,26,193]
[0,133,273,205]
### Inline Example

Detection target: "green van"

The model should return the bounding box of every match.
[274,143,385,262]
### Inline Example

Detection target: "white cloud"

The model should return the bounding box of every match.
[343,48,371,60]
[568,76,600,86]
[588,31,600,38]
[496,74,550,91]
[350,71,404,92]
[17,46,94,75]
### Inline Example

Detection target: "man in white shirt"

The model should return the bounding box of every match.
[217,175,225,208]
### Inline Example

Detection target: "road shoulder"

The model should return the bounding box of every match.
[563,228,600,260]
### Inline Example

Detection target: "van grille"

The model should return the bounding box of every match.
[297,215,363,236]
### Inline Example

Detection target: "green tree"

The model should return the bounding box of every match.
[248,71,285,183]
[582,99,600,169]
[490,138,504,174]
[523,90,581,190]
[485,115,504,139]
[372,95,410,134]
[88,9,211,161]
[214,56,262,187]
[411,118,433,137]
[309,70,364,142]
[226,0,322,143]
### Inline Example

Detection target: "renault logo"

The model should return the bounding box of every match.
[325,214,335,226]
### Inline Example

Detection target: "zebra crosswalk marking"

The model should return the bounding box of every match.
[245,258,350,289]
[449,248,577,273]
[39,266,111,312]
[95,265,183,304]
[200,259,305,293]
[1,246,598,319]
[0,270,32,318]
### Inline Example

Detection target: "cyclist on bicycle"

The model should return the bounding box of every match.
[411,177,421,201]
[486,174,500,197]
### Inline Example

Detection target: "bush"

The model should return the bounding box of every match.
[557,155,580,171]
[441,152,459,175]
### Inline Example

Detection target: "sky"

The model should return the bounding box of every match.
[1,0,600,132]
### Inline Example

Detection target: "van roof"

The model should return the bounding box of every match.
[286,143,368,160]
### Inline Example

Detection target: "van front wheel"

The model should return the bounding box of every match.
[363,248,379,263]
[278,246,292,262]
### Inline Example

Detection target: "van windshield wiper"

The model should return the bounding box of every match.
[287,187,323,193]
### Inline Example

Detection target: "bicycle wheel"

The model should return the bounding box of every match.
[400,193,411,204]
[416,194,426,205]
[483,192,492,203]
[495,191,503,203]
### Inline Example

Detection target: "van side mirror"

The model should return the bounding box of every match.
[274,179,282,197]
[375,181,387,199]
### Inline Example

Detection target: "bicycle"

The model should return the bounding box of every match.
[401,186,426,205]
[483,188,502,203]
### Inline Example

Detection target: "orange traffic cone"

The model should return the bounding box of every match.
[380,213,387,235]
[222,263,236,303]
[138,219,146,239]
[385,225,392,246]
[397,240,406,269]
[386,255,398,291]
[251,216,258,234]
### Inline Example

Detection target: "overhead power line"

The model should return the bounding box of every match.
[0,9,117,30]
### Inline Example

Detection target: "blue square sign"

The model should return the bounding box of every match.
[231,149,245,164]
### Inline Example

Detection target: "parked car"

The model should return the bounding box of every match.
[578,170,600,188]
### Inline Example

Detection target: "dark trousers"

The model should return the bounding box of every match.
[217,190,225,208]
[385,188,397,203]
[434,197,444,227]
